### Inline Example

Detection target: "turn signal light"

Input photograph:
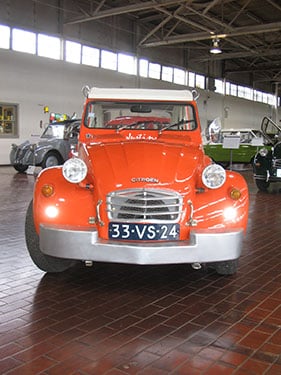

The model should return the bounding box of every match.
[229,188,241,200]
[41,184,54,197]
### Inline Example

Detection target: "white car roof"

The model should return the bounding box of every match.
[222,128,255,132]
[88,87,194,101]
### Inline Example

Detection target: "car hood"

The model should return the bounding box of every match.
[36,138,63,148]
[83,140,203,195]
[12,140,31,149]
[16,136,63,148]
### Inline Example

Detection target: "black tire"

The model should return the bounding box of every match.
[211,259,238,275]
[13,164,28,173]
[255,179,270,192]
[218,162,230,169]
[250,156,255,166]
[25,200,76,272]
[41,151,62,169]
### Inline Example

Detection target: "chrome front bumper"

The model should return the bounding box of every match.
[40,224,244,265]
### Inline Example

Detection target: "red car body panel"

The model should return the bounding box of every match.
[29,87,249,274]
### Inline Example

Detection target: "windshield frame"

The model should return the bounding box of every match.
[41,124,66,139]
[84,100,198,132]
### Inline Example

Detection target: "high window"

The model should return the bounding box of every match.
[38,34,60,60]
[12,28,36,54]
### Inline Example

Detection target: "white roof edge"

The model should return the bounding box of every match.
[88,87,194,101]
[222,128,259,133]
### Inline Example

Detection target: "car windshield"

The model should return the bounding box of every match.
[84,101,197,132]
[261,116,281,144]
[41,124,65,139]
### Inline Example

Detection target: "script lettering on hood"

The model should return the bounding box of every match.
[126,133,157,141]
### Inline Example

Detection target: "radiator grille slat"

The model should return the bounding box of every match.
[107,189,182,223]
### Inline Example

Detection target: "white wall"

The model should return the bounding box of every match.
[0,48,279,164]
[197,91,275,130]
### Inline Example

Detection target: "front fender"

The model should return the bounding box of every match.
[253,153,271,175]
[9,146,18,164]
[10,143,34,165]
[33,166,96,234]
[34,145,54,164]
[192,170,248,233]
[32,165,248,240]
[17,146,48,166]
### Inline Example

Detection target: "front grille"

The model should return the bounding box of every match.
[16,148,24,158]
[273,158,281,168]
[107,189,183,223]
[15,147,29,161]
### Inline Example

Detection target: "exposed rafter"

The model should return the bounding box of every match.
[60,0,281,94]
[139,21,281,47]
[65,0,189,25]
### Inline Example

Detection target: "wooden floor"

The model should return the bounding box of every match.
[0,166,280,375]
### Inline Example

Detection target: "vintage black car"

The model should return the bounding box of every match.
[253,116,281,191]
[10,119,80,173]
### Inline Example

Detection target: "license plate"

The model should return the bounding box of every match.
[109,223,179,241]
[277,169,281,178]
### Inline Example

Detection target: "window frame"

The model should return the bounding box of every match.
[0,102,19,138]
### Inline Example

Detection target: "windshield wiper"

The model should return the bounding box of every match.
[159,119,194,134]
[116,122,138,133]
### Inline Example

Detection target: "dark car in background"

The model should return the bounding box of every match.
[10,119,80,173]
[253,116,281,191]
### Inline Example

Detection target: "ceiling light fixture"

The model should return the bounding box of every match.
[210,38,222,54]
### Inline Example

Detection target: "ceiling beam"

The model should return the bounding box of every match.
[155,6,212,34]
[191,47,281,63]
[202,0,222,15]
[225,65,281,74]
[64,0,187,25]
[265,0,281,12]
[139,21,281,47]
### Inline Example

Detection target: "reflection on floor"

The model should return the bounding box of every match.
[0,166,280,375]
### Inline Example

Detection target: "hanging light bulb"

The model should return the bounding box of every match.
[210,38,222,54]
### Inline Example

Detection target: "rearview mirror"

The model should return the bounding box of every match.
[130,105,151,113]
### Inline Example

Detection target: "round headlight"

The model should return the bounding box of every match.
[259,148,268,157]
[202,164,226,189]
[62,158,87,183]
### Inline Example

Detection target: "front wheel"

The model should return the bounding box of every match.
[13,164,28,173]
[41,151,62,169]
[255,179,270,192]
[25,200,76,272]
[210,259,238,275]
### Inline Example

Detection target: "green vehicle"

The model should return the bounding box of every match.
[204,128,268,167]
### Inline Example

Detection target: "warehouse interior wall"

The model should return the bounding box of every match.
[0,48,277,165]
